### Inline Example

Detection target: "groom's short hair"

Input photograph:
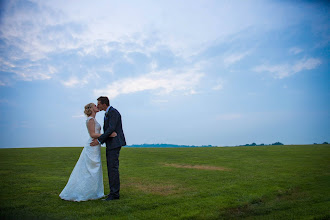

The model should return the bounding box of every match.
[97,96,110,106]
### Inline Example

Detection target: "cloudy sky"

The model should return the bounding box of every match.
[0,0,329,148]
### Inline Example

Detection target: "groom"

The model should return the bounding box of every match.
[90,96,126,201]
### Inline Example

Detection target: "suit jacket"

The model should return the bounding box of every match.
[98,106,126,149]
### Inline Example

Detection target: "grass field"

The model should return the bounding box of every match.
[0,145,329,219]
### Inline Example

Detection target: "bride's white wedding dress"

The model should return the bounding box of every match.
[59,117,104,201]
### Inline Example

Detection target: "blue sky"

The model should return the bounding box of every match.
[0,0,329,148]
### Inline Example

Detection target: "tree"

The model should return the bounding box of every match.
[272,142,284,145]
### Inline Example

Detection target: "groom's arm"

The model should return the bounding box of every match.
[98,110,119,144]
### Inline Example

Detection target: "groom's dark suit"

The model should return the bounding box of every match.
[98,106,126,199]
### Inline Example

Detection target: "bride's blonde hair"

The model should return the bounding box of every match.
[84,103,94,116]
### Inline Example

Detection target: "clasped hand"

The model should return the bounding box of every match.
[90,132,117,146]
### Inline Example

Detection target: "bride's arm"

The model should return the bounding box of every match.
[87,119,117,139]
[87,119,101,139]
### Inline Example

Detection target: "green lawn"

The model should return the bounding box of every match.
[0,145,329,219]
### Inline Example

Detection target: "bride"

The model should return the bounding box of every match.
[59,103,117,202]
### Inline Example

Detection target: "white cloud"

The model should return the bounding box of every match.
[149,61,158,71]
[61,77,85,87]
[223,51,251,66]
[1,0,310,62]
[292,58,322,73]
[1,0,327,87]
[213,84,223,91]
[289,47,303,55]
[253,58,322,79]
[94,67,204,99]
[61,72,99,88]
[9,64,57,81]
[0,1,82,61]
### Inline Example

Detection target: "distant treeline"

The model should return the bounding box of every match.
[125,143,284,148]
[125,142,329,148]
[126,144,213,148]
[314,142,329,145]
[238,142,284,147]
[236,142,328,146]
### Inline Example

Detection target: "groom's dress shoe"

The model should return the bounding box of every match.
[103,196,119,201]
